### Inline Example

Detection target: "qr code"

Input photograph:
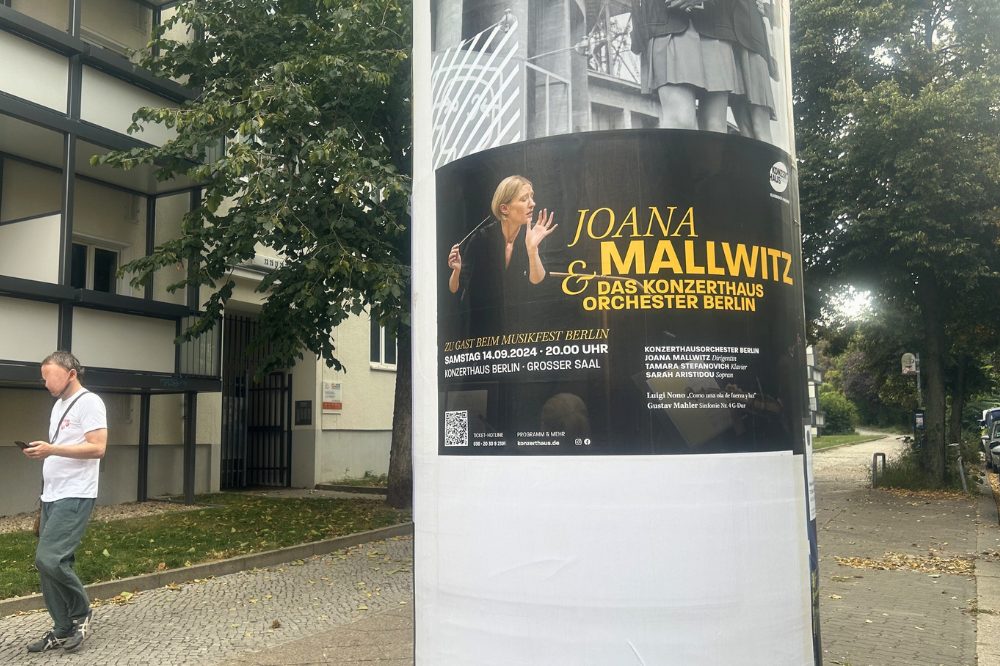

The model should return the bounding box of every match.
[444,410,469,447]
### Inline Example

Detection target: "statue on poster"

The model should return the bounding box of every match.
[430,0,793,166]
[630,0,779,142]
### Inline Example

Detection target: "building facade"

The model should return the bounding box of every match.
[0,0,395,516]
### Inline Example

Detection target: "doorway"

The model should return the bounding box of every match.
[220,314,292,489]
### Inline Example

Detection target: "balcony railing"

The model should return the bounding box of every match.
[587,1,640,85]
[178,315,221,378]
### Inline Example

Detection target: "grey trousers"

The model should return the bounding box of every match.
[37,497,95,635]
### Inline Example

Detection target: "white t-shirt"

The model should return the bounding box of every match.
[41,389,107,502]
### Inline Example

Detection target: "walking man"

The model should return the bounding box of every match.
[22,351,107,653]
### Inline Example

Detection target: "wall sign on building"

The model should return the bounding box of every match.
[321,381,342,413]
[294,400,313,426]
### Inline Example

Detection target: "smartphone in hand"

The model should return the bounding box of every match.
[14,440,31,449]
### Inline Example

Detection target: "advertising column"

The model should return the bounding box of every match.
[413,1,818,663]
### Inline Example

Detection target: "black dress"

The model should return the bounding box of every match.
[458,221,535,338]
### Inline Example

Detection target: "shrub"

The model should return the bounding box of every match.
[873,446,974,492]
[820,388,860,435]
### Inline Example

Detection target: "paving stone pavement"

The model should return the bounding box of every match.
[816,435,980,666]
[0,537,413,666]
[0,436,991,665]
[217,604,413,665]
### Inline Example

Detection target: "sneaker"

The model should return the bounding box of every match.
[26,631,65,653]
[63,610,93,652]
[74,609,93,641]
[61,627,83,652]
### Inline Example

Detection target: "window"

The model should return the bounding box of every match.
[370,319,397,369]
[80,0,153,60]
[587,2,639,84]
[9,1,71,32]
[71,242,119,293]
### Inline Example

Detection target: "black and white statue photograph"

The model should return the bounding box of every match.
[430,0,793,168]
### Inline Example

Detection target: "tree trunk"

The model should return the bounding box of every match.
[918,277,947,485]
[386,322,413,509]
[948,359,966,446]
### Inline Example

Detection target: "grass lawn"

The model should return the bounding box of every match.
[0,493,409,601]
[813,433,885,451]
[326,472,388,488]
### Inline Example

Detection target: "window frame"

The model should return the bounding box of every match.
[369,318,397,371]
[70,236,125,294]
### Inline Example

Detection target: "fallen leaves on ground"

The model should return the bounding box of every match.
[92,590,139,607]
[834,550,974,575]
[878,488,971,501]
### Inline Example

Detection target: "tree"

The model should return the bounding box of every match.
[815,301,919,429]
[99,0,414,506]
[941,282,1000,443]
[793,0,1000,484]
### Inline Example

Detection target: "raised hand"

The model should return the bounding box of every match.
[524,209,557,254]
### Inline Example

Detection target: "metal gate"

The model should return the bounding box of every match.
[221,315,292,489]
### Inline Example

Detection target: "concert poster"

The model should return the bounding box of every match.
[430,0,804,457]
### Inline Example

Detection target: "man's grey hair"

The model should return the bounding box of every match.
[41,351,84,377]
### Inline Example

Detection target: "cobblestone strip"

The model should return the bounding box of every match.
[0,537,413,666]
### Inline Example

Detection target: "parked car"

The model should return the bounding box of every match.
[987,420,1000,470]
[982,408,1000,467]
[983,407,1000,431]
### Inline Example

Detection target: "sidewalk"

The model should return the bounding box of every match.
[0,537,414,665]
[218,605,412,665]
[1,437,996,665]
[816,434,984,666]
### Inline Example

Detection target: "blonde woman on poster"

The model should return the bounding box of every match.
[447,175,556,335]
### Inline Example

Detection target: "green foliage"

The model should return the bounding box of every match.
[794,0,1000,483]
[874,446,976,493]
[0,494,409,600]
[875,449,939,490]
[96,0,412,374]
[819,386,860,434]
[820,317,918,429]
[794,0,1000,288]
